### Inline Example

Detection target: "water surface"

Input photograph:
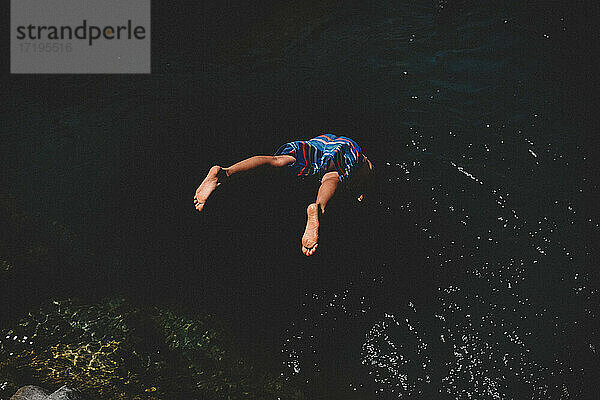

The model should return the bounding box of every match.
[2,1,598,398]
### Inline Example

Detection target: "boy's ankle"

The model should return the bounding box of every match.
[217,167,229,182]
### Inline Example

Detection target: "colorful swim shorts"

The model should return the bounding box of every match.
[274,133,362,183]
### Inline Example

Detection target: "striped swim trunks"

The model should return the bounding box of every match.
[274,133,362,183]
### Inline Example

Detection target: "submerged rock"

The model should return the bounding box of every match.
[46,386,86,400]
[11,385,85,400]
[0,298,304,399]
[10,385,48,400]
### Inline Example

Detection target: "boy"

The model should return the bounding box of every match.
[194,134,374,256]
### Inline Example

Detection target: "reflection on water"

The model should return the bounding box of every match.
[1,1,597,399]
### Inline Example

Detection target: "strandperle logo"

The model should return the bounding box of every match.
[11,0,150,74]
[15,20,147,46]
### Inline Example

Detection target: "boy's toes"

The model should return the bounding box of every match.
[301,243,318,256]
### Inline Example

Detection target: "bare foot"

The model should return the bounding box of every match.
[301,203,320,256]
[194,166,226,212]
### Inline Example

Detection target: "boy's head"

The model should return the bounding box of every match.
[348,155,376,203]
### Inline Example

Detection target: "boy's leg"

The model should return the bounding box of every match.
[194,155,295,211]
[223,155,295,177]
[301,171,340,256]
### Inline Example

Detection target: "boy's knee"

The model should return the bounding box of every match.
[321,171,340,183]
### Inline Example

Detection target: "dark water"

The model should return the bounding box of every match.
[2,1,598,398]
